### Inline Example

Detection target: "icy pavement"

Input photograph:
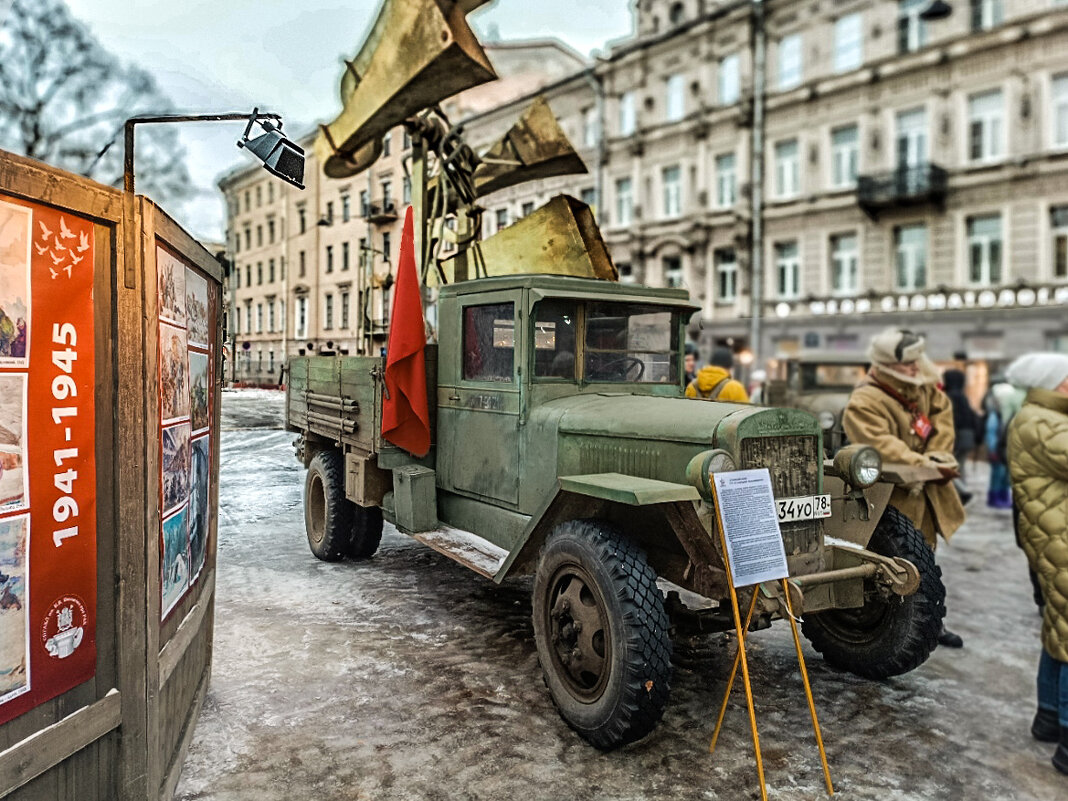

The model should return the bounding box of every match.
[175,389,1064,800]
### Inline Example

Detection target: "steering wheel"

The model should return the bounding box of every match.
[593,356,645,381]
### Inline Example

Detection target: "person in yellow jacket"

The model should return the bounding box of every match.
[1005,352,1068,776]
[685,346,749,402]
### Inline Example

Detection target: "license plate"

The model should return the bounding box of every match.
[776,494,832,523]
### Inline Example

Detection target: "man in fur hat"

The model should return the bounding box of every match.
[843,328,966,648]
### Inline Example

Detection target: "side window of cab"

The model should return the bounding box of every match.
[462,302,515,382]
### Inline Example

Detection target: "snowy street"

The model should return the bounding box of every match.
[175,389,1064,801]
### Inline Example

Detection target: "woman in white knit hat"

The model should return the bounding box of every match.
[843,327,966,648]
[1005,352,1068,776]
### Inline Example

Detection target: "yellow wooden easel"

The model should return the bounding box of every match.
[707,481,834,800]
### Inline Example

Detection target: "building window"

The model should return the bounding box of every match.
[268,301,275,333]
[662,165,682,218]
[280,256,285,280]
[775,241,800,298]
[257,262,263,285]
[340,291,350,329]
[341,194,351,223]
[298,206,306,234]
[1052,74,1068,148]
[267,219,275,244]
[326,201,334,224]
[831,124,859,188]
[324,294,334,330]
[381,180,392,207]
[898,0,928,54]
[358,237,368,268]
[895,223,928,290]
[666,74,685,122]
[715,153,736,207]
[256,186,262,207]
[496,208,509,231]
[268,258,275,283]
[234,232,240,254]
[234,305,241,334]
[580,187,597,213]
[360,190,370,216]
[382,131,391,157]
[256,225,263,247]
[663,256,683,288]
[968,89,1004,163]
[896,107,928,169]
[833,13,863,73]
[382,233,391,262]
[774,139,800,198]
[718,54,740,105]
[715,248,737,302]
[830,233,858,295]
[521,201,535,217]
[669,1,685,26]
[617,262,634,284]
[245,265,251,286]
[326,245,334,274]
[268,350,275,372]
[299,250,306,278]
[244,301,252,334]
[403,129,411,149]
[971,0,1003,31]
[778,34,802,90]
[256,302,263,333]
[403,175,411,205]
[619,91,636,136]
[583,106,598,148]
[296,297,308,339]
[268,183,274,204]
[342,241,350,271]
[967,214,1003,285]
[615,177,633,225]
[243,226,251,250]
[1052,206,1068,279]
[244,190,250,212]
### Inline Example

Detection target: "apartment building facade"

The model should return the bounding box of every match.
[464,0,1068,383]
[217,40,586,385]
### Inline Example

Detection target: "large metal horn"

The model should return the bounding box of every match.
[472,97,588,197]
[316,0,497,179]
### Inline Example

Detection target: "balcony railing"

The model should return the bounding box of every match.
[364,199,397,223]
[856,163,948,216]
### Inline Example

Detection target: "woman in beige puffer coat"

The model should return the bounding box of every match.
[1005,353,1068,777]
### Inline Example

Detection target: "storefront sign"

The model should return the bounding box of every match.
[0,195,97,724]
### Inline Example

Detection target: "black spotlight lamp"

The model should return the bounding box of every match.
[238,109,306,189]
[919,1,952,21]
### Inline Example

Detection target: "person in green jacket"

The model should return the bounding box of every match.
[685,346,749,402]
[1005,352,1068,777]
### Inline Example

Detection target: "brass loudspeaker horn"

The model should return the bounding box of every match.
[316,0,497,179]
[472,96,588,197]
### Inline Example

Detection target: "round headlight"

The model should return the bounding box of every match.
[686,449,737,498]
[817,410,836,430]
[850,446,882,488]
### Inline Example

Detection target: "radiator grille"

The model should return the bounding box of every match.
[740,435,821,556]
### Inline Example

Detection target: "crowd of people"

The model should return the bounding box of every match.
[685,331,1068,777]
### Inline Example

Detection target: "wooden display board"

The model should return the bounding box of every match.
[0,149,221,800]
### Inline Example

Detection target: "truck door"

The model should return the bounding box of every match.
[437,294,521,506]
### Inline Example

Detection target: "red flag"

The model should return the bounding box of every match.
[381,206,431,457]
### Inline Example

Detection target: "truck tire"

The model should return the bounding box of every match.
[346,505,384,560]
[532,520,672,749]
[303,450,353,562]
[801,505,945,679]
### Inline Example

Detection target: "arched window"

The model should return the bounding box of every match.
[669,2,686,26]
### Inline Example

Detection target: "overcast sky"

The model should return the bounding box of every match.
[63,0,633,242]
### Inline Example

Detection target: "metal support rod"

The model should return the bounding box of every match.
[748,0,766,370]
[709,588,760,756]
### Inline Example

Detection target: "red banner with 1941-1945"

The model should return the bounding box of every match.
[0,193,96,725]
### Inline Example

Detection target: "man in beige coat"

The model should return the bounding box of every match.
[843,328,966,647]
[1005,353,1068,776]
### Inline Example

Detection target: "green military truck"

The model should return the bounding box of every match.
[286,274,944,749]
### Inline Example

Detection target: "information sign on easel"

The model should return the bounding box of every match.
[708,468,834,800]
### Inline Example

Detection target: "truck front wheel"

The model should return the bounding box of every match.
[532,520,672,749]
[303,450,353,562]
[801,505,945,679]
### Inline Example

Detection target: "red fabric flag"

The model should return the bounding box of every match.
[381,206,431,457]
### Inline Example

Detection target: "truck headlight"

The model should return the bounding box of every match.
[833,444,882,488]
[686,449,737,498]
[817,410,836,430]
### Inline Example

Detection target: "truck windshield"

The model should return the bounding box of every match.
[532,300,679,383]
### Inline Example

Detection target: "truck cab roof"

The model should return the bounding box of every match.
[437,274,699,311]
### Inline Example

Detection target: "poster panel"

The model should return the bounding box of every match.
[712,468,790,588]
[157,246,214,621]
[0,195,97,725]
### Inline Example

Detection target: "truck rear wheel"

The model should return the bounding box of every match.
[801,506,945,679]
[304,450,353,562]
[532,520,672,750]
[346,505,384,560]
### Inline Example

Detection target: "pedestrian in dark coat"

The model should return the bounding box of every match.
[943,369,979,504]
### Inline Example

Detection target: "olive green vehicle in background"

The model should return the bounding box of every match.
[286,274,946,750]
[764,353,870,455]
